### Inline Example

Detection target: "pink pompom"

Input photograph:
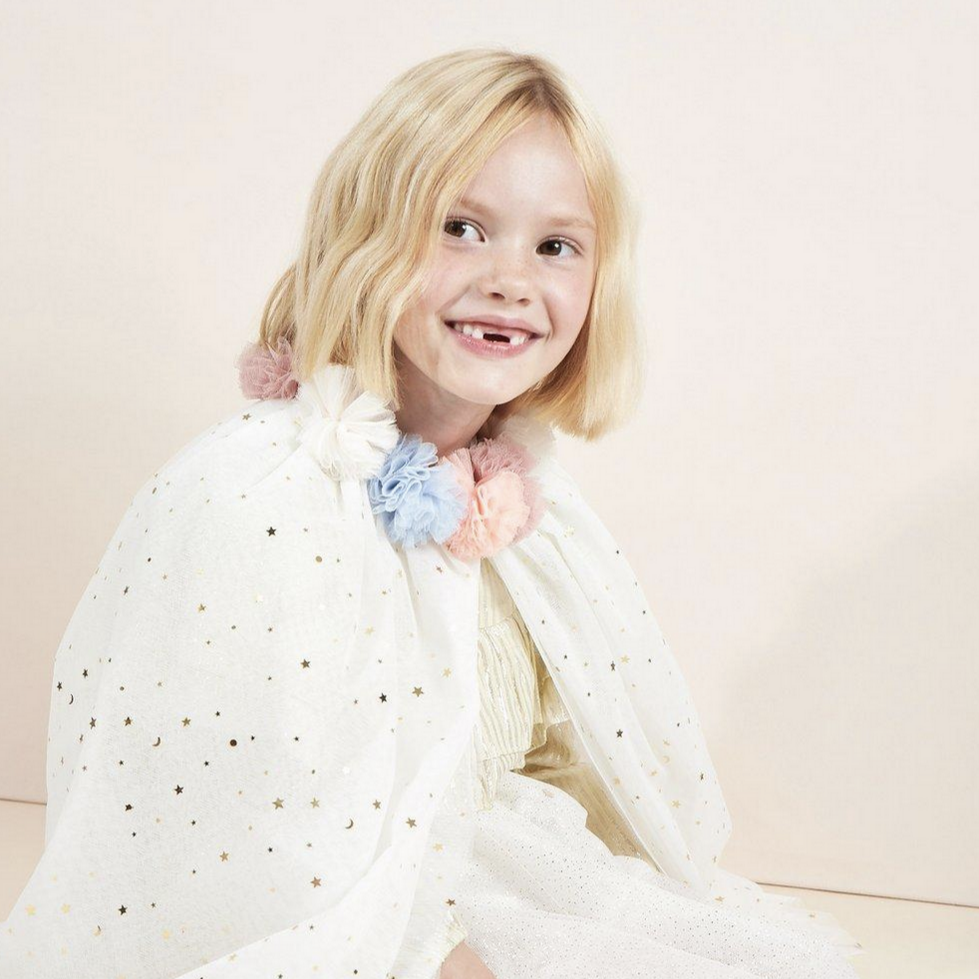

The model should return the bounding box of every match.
[469,433,536,478]
[236,336,299,401]
[510,470,546,544]
[443,433,545,559]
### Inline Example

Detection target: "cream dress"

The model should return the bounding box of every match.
[437,560,863,979]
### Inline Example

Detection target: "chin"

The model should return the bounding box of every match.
[455,379,530,407]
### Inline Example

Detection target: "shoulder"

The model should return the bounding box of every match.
[139,397,309,505]
[103,397,347,571]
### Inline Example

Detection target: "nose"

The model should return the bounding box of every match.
[476,247,534,304]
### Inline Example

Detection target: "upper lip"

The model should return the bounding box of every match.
[445,314,543,338]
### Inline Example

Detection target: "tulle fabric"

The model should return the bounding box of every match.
[449,559,863,979]
[452,770,861,979]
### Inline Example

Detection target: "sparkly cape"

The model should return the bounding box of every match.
[2,376,732,978]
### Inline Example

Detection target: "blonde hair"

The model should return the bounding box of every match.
[258,46,645,441]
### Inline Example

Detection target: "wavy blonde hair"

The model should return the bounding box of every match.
[257,46,644,441]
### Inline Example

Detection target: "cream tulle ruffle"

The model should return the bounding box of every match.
[455,770,862,979]
[448,558,865,976]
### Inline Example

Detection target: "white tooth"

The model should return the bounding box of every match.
[461,324,484,339]
[508,334,527,346]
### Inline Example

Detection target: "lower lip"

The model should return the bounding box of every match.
[444,321,541,358]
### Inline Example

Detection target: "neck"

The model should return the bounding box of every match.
[393,349,497,458]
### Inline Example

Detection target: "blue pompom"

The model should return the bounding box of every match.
[367,434,468,549]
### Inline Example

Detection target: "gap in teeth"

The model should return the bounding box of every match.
[448,321,529,345]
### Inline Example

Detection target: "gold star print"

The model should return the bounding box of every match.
[446,898,456,906]
[220,851,229,862]
[620,654,630,663]
[266,526,276,536]
[671,799,682,808]
[124,717,132,726]
[25,905,36,916]
[372,800,381,809]
[714,895,725,902]
[273,798,284,809]
[89,717,96,729]
[412,686,424,697]
[406,817,417,828]
[60,904,71,913]
[182,717,191,727]
[174,785,183,794]
[198,604,206,613]
[311,877,322,888]
[433,842,444,852]
[301,659,310,669]
[119,905,127,915]
[310,798,320,808]
[442,668,452,677]
[242,413,251,420]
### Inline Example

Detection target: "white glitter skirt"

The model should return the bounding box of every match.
[451,770,864,979]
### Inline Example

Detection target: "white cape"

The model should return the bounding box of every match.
[1,374,860,977]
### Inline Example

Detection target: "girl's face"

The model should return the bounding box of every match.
[393,114,598,415]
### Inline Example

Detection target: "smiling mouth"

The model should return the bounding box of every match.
[444,321,536,346]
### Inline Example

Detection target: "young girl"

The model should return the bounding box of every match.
[3,48,863,979]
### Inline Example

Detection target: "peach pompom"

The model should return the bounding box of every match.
[444,470,530,561]
[236,336,299,401]
[443,446,477,497]
[468,433,544,545]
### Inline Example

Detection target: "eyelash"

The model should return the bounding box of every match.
[443,217,582,257]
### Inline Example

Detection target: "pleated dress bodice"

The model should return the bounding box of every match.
[474,558,569,807]
[475,559,658,871]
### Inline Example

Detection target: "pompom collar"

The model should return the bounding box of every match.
[237,342,555,558]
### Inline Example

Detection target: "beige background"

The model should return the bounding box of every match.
[1,0,976,912]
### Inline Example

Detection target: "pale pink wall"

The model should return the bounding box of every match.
[1,1,976,908]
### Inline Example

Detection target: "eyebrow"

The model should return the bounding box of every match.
[456,195,596,233]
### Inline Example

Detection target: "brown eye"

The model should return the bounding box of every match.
[539,238,578,258]
[444,218,479,239]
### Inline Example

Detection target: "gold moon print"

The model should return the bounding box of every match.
[152,736,162,747]
[345,818,354,829]
[68,694,74,704]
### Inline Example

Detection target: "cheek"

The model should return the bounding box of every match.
[553,276,595,340]
[419,252,468,312]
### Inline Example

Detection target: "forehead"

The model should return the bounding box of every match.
[456,117,596,231]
